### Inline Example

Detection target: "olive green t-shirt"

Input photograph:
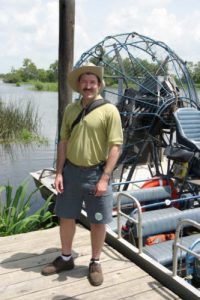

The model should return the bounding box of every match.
[60,97,123,166]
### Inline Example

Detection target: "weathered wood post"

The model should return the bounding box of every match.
[58,0,75,138]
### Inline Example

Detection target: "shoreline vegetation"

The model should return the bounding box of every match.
[2,58,58,92]
[3,79,200,93]
[1,57,200,93]
[0,59,56,237]
[17,80,58,92]
[0,182,57,236]
[0,99,48,145]
[32,81,58,92]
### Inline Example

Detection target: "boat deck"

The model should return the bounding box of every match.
[0,224,180,300]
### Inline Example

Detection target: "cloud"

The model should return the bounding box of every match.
[0,0,58,73]
[0,0,200,73]
[74,0,200,65]
[96,2,198,64]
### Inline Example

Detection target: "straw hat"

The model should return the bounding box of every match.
[68,62,105,93]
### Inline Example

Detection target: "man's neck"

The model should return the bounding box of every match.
[81,98,95,107]
[81,95,102,107]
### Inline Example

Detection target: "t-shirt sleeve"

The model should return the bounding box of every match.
[60,104,73,141]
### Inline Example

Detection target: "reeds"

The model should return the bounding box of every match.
[0,99,47,144]
[34,81,58,92]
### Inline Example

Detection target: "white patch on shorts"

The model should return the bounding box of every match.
[95,212,103,221]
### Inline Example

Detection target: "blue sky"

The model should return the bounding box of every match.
[0,0,200,73]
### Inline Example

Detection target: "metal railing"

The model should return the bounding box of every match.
[116,192,143,253]
[172,219,200,276]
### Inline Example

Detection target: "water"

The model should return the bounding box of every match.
[1,81,199,212]
[0,82,118,212]
[0,81,58,211]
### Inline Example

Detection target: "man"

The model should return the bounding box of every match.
[41,62,123,286]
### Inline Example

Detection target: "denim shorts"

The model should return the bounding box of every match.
[55,160,113,224]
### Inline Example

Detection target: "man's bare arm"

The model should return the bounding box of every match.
[95,144,121,196]
[55,140,67,193]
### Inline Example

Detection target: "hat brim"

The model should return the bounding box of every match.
[68,65,104,93]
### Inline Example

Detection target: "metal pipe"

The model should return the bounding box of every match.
[172,219,200,276]
[117,192,143,253]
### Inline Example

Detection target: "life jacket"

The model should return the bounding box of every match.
[141,177,179,210]
[145,233,175,246]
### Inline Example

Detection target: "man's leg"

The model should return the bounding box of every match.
[60,218,76,255]
[88,223,106,286]
[90,223,106,259]
[41,218,76,275]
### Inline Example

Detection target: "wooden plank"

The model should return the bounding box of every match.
[0,233,90,261]
[1,260,145,299]
[1,267,149,299]
[0,224,180,300]
[123,287,180,300]
[2,266,179,300]
[69,276,180,300]
[0,241,128,274]
[0,224,86,248]
[0,254,131,285]
[0,243,130,278]
[0,225,91,261]
[0,227,60,243]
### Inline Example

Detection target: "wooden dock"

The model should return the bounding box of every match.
[0,224,180,300]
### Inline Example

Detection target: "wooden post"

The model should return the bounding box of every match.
[58,0,75,138]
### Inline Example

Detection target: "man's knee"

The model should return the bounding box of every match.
[90,223,106,231]
[60,218,75,226]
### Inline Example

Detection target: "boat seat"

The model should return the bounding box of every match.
[143,233,200,266]
[132,207,200,238]
[164,145,194,163]
[174,107,200,151]
[132,207,180,237]
[113,185,171,208]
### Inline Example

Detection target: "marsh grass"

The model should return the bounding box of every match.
[0,99,48,144]
[33,81,58,92]
[0,182,56,236]
[22,80,58,92]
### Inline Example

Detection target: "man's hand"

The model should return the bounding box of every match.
[54,139,67,194]
[55,173,64,194]
[95,174,109,196]
[94,144,121,196]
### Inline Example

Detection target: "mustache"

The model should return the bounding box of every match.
[83,88,93,91]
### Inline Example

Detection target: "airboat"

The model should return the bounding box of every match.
[31,32,200,299]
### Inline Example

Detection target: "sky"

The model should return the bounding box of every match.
[0,0,200,73]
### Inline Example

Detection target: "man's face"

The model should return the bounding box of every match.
[78,73,101,101]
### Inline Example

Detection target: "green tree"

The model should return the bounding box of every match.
[186,61,194,74]
[192,62,200,83]
[37,68,48,82]
[4,68,23,83]
[48,60,58,82]
[21,58,38,81]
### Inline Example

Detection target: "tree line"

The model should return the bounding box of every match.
[2,57,200,86]
[2,58,58,84]
[187,61,200,84]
